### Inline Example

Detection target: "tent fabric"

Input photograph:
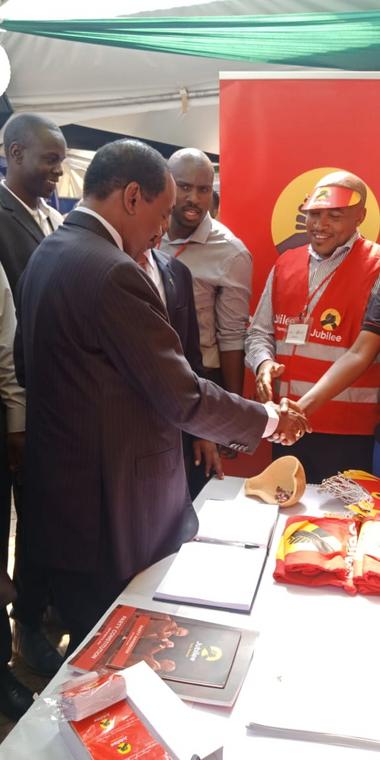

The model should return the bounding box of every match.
[1,12,380,69]
[2,2,379,153]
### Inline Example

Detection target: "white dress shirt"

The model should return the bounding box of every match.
[137,250,167,306]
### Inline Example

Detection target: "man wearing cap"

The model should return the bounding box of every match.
[245,170,380,482]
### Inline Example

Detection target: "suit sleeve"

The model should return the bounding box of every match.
[96,262,268,452]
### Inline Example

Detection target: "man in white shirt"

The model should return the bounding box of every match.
[160,149,252,397]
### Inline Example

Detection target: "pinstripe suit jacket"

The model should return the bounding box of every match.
[14,210,268,579]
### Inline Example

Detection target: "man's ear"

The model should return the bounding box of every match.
[8,141,25,164]
[357,206,367,226]
[123,182,141,215]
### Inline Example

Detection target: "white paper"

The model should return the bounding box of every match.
[154,542,267,611]
[196,499,278,548]
[247,631,380,747]
[124,662,223,760]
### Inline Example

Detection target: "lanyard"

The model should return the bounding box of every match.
[156,239,187,257]
[300,267,337,319]
[174,242,188,258]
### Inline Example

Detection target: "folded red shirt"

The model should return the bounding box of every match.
[274,515,358,595]
[353,516,380,595]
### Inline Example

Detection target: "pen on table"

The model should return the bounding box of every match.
[194,537,259,549]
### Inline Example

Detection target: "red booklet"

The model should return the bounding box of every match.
[61,697,172,759]
[68,604,255,706]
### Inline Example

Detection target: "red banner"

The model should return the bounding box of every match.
[219,73,380,476]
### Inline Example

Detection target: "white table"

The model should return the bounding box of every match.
[2,477,380,759]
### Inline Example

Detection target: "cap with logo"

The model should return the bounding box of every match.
[301,185,361,211]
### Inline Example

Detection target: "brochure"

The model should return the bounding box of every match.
[68,604,255,707]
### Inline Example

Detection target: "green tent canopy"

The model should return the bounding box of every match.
[1,11,380,70]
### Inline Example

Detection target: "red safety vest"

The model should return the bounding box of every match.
[272,238,380,435]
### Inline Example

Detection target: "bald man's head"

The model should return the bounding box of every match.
[167,148,214,238]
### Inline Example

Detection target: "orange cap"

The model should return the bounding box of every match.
[302,185,361,211]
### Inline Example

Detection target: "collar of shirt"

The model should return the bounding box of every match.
[139,249,167,306]
[2,179,54,231]
[75,206,123,251]
[308,231,360,261]
[143,248,155,270]
[162,211,212,246]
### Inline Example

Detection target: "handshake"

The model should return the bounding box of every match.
[266,398,311,446]
[256,359,311,446]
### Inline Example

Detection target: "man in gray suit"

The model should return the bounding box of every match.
[14,140,308,654]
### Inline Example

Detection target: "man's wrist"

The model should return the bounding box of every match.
[262,401,279,438]
[256,357,274,375]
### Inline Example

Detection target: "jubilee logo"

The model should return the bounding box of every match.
[320,308,341,331]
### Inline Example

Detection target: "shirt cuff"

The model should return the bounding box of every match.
[6,405,26,433]
[218,338,246,352]
[245,350,273,374]
[262,402,279,438]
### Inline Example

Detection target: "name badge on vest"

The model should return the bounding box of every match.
[285,316,313,345]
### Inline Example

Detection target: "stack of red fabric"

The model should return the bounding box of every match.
[274,515,358,595]
[353,516,380,594]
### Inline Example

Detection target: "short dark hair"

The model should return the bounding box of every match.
[83,139,168,200]
[3,113,63,155]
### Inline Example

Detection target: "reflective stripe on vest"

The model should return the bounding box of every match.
[277,340,346,362]
[277,340,380,363]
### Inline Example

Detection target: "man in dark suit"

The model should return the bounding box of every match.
[14,139,309,655]
[0,113,65,292]
[145,247,223,497]
[0,113,66,682]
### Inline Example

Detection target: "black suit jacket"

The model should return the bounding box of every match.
[14,210,268,579]
[0,184,45,296]
[153,248,204,461]
[152,249,204,378]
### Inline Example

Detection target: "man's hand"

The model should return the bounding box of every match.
[278,396,304,415]
[7,431,25,472]
[256,360,285,402]
[268,398,311,446]
[193,439,224,479]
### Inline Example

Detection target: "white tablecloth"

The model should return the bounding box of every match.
[2,477,380,759]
